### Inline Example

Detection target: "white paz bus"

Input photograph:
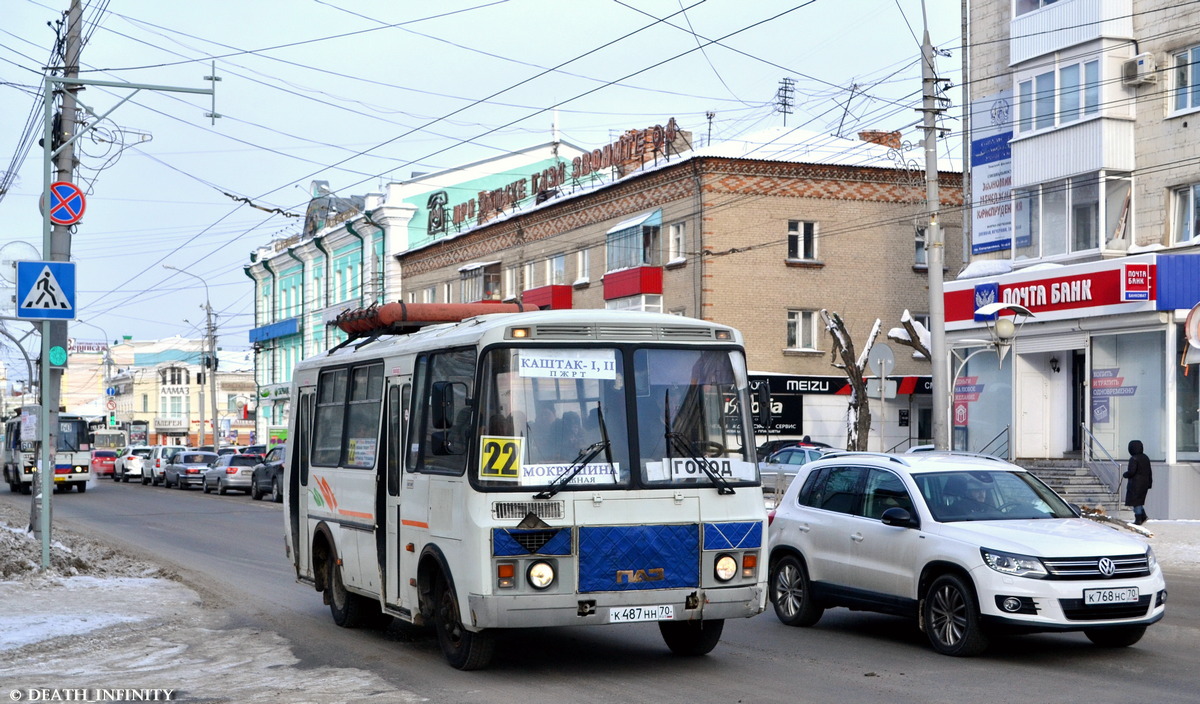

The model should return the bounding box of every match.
[284,303,769,669]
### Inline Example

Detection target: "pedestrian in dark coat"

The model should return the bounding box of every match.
[1123,439,1153,525]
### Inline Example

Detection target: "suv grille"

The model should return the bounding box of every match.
[1042,554,1150,580]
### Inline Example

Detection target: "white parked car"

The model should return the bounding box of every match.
[144,445,187,486]
[113,446,152,482]
[767,451,1166,656]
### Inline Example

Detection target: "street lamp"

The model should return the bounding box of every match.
[163,265,218,450]
[948,303,1034,452]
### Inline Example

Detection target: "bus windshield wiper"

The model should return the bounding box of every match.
[665,430,735,495]
[534,407,613,500]
[661,390,734,495]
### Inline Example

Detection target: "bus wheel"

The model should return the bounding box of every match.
[659,619,725,656]
[76,482,87,493]
[326,555,366,628]
[433,575,494,670]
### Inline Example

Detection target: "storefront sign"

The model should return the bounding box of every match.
[945,255,1159,328]
[67,339,109,354]
[424,118,680,237]
[1122,263,1151,301]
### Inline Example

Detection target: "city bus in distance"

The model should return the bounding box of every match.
[2,410,93,493]
[283,303,768,669]
[91,427,128,451]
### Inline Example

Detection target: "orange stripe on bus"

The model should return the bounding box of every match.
[338,509,374,520]
[401,519,429,529]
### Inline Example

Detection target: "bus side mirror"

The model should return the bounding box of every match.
[431,381,455,430]
[756,384,771,429]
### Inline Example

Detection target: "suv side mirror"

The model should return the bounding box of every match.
[880,506,918,528]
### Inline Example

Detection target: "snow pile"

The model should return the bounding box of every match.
[0,502,420,703]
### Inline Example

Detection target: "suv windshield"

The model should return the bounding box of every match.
[914,470,1076,522]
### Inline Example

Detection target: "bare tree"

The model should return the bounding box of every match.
[886,309,931,361]
[820,309,881,451]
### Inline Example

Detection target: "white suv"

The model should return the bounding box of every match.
[767,451,1166,656]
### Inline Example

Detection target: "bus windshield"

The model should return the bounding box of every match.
[58,420,87,452]
[475,346,632,490]
[633,348,757,489]
[473,346,757,491]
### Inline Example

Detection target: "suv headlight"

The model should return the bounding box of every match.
[1146,547,1157,572]
[981,548,1048,578]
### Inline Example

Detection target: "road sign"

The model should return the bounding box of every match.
[16,261,76,320]
[47,181,86,226]
[106,386,116,396]
[106,399,117,411]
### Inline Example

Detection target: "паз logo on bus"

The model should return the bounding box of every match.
[616,568,665,583]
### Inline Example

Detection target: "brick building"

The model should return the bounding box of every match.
[398,127,963,448]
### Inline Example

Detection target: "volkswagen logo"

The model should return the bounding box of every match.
[1097,557,1116,577]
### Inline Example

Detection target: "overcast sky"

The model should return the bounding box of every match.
[0,0,963,382]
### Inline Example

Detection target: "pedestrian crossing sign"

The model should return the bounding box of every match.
[15,261,76,320]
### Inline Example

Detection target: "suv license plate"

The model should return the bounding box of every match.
[609,605,674,623]
[1084,587,1139,605]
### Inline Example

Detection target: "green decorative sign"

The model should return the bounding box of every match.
[48,345,67,367]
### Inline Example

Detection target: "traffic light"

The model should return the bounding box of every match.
[108,412,117,427]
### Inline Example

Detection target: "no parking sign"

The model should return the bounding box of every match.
[47,181,86,226]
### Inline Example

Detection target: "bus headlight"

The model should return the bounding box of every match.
[714,554,738,582]
[527,561,555,590]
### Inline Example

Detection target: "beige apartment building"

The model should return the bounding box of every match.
[397,128,964,447]
[959,0,1200,517]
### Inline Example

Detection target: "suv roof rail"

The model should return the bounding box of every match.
[819,450,911,466]
[912,450,1010,463]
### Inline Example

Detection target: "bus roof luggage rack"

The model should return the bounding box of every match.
[330,301,533,339]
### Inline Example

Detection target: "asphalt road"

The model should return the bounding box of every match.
[6,479,1199,704]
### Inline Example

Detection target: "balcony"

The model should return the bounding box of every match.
[1011,118,1133,187]
[1011,0,1132,65]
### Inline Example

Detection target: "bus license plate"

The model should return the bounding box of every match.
[1084,587,1139,605]
[609,605,673,623]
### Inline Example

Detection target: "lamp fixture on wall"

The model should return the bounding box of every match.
[1049,356,1060,373]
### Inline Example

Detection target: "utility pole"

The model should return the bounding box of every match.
[32,0,214,566]
[34,0,82,563]
[207,302,218,448]
[919,5,950,450]
[776,78,795,126]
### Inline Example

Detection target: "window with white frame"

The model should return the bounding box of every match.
[914,226,928,267]
[547,254,566,285]
[607,222,661,271]
[407,290,418,304]
[1171,183,1200,245]
[668,221,687,263]
[442,282,453,304]
[460,263,501,302]
[1014,0,1060,16]
[423,285,436,303]
[1018,59,1099,132]
[604,294,663,313]
[523,261,537,290]
[1173,46,1200,113]
[787,310,819,350]
[787,220,817,260]
[504,265,520,299]
[575,249,590,285]
[1013,171,1130,260]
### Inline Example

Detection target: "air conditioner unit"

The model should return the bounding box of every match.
[1122,53,1158,86]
